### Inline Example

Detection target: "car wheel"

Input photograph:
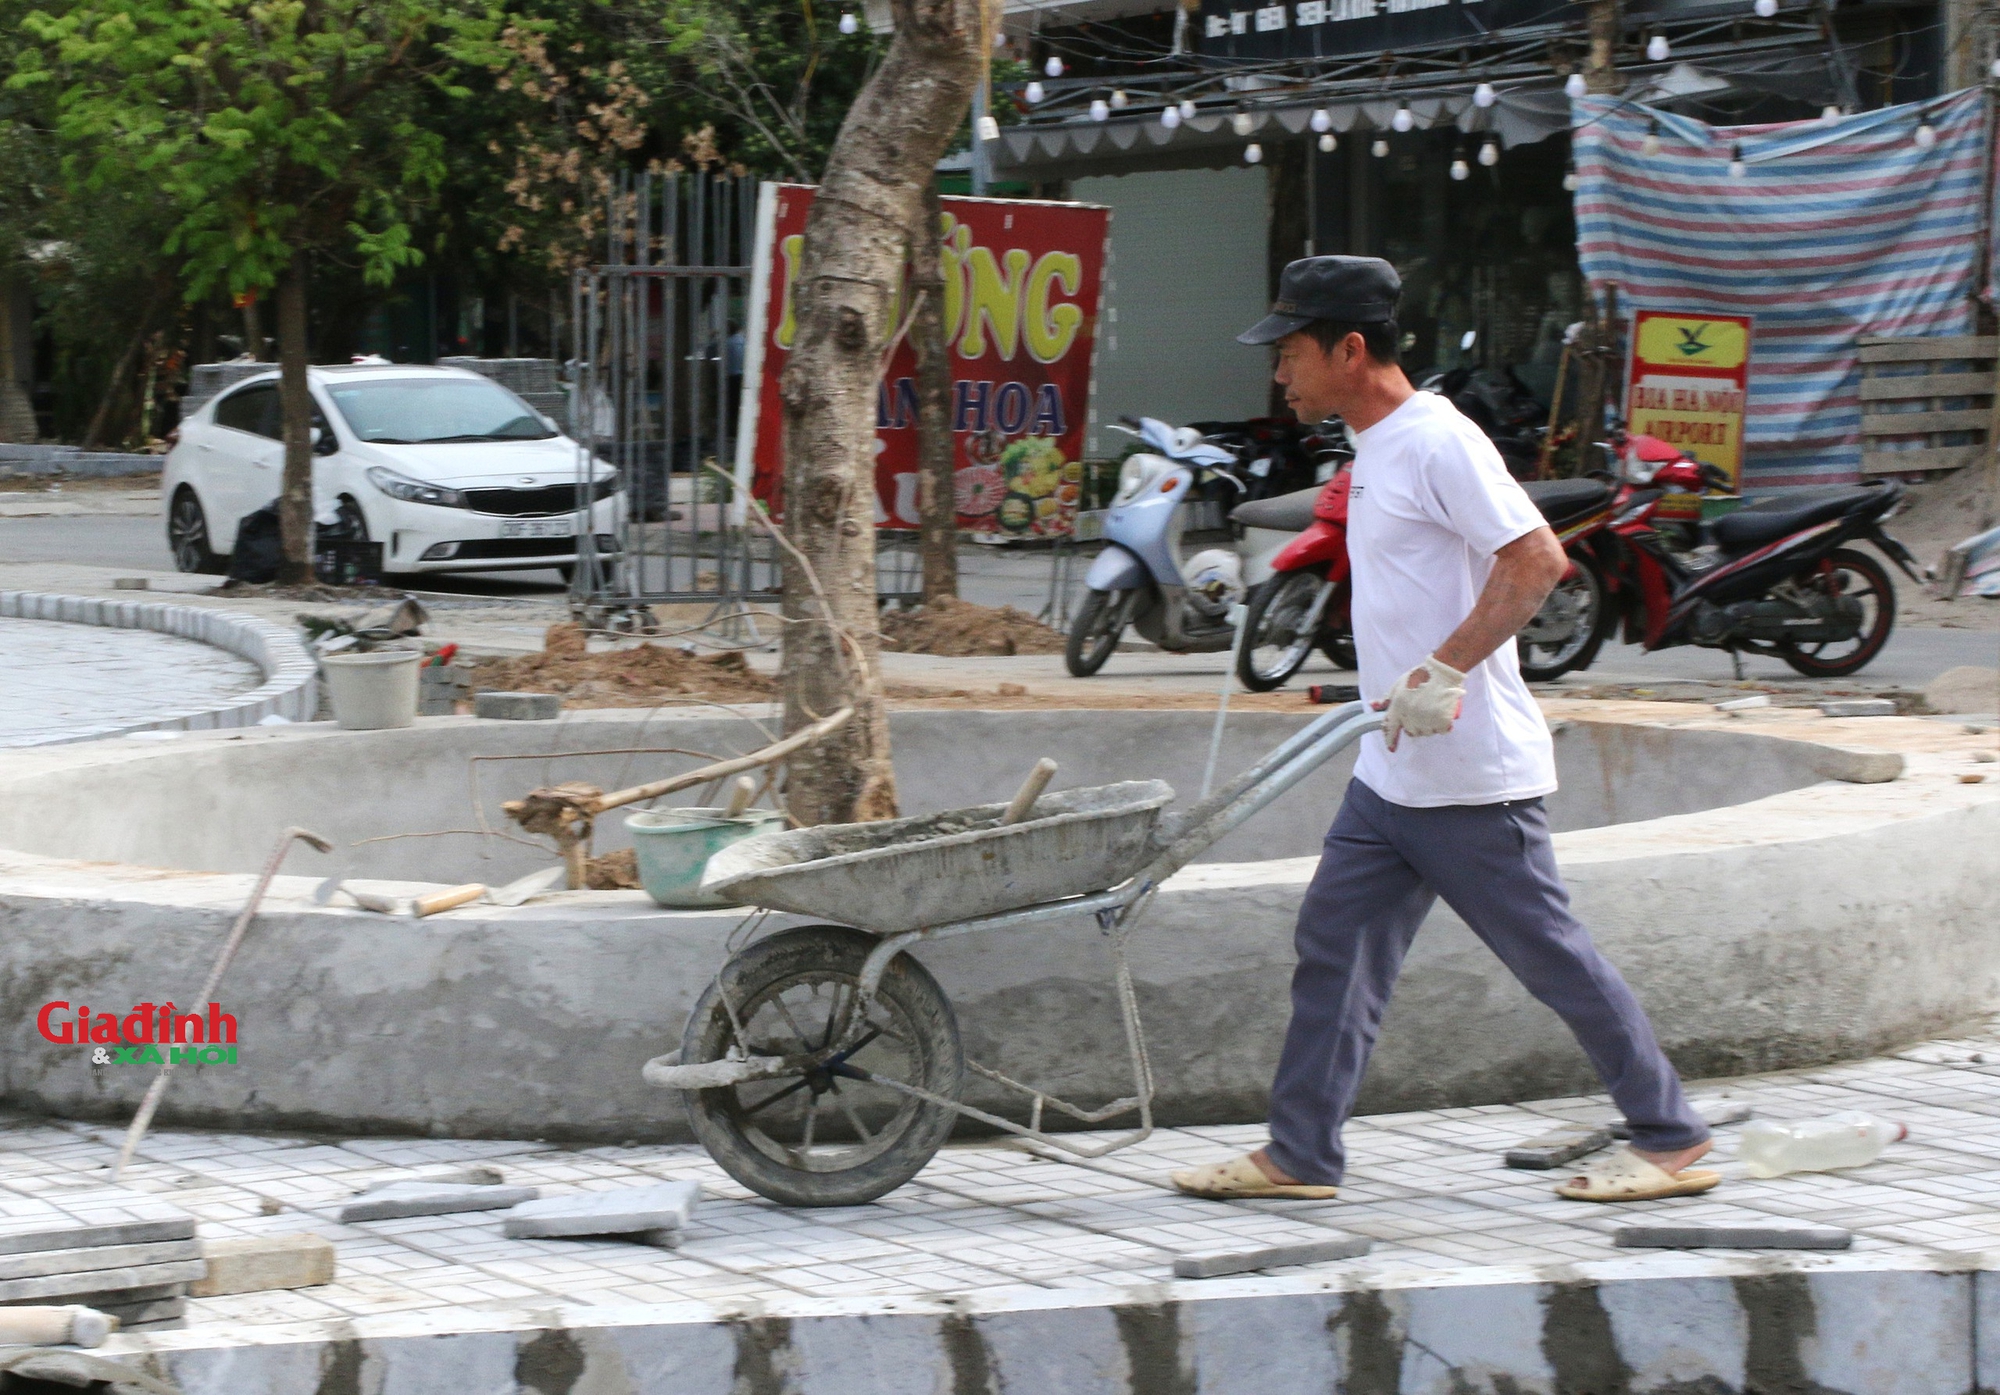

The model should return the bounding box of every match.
[167,489,222,574]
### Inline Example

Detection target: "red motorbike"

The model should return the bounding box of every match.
[1514,434,1927,681]
[1230,470,1358,690]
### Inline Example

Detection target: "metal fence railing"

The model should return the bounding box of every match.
[569,172,776,630]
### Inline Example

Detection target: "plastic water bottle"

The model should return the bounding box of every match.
[1738,1112,1907,1179]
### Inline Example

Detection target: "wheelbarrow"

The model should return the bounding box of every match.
[642,702,1384,1207]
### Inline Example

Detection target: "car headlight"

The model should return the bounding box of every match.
[366,466,466,509]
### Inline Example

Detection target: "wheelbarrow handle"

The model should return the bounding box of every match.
[1140,707,1384,889]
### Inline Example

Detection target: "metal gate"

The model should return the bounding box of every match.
[569,172,778,627]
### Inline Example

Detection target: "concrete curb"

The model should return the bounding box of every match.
[0,590,317,741]
[0,444,161,479]
[96,1255,2000,1394]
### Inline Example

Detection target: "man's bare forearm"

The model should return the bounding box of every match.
[1431,527,1567,674]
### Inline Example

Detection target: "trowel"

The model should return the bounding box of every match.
[311,871,400,915]
[486,866,566,907]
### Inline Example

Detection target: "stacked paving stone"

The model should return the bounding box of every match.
[181,362,277,419]
[437,357,571,432]
[0,1186,202,1332]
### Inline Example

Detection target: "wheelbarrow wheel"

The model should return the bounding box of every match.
[680,924,964,1207]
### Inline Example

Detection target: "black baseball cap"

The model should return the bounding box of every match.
[1237,255,1402,345]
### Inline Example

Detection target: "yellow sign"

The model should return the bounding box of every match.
[1626,311,1754,487]
[1634,315,1750,373]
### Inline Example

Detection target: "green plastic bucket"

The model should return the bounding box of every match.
[625,807,788,908]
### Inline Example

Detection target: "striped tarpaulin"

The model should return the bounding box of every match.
[1573,88,1990,491]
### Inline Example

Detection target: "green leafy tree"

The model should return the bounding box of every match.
[14,0,507,580]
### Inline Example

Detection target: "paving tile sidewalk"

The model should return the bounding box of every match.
[0,616,262,747]
[10,1021,2000,1330]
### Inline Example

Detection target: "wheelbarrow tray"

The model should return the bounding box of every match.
[699,780,1174,934]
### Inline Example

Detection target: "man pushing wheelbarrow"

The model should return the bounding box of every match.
[1171,257,1717,1206]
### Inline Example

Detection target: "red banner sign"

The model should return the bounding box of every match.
[737,184,1109,537]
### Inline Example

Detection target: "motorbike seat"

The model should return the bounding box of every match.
[1520,478,1612,528]
[1231,486,1322,533]
[1709,484,1891,552]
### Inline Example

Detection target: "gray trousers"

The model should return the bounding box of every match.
[1266,778,1709,1185]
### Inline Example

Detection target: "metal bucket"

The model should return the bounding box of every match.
[626,807,788,908]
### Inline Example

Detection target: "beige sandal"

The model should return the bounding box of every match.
[1170,1154,1340,1201]
[1555,1148,1721,1202]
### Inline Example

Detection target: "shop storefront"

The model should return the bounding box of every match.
[970,0,1948,440]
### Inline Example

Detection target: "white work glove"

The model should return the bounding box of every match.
[1376,655,1467,752]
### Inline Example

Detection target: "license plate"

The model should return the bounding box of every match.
[1073,510,1107,542]
[498,518,576,540]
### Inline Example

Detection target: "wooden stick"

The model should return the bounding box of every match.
[723,775,757,818]
[589,707,854,814]
[1001,759,1058,825]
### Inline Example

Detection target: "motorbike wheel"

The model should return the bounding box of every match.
[1065,589,1130,677]
[1517,552,1610,682]
[1778,547,1895,678]
[1237,571,1326,692]
[1319,629,1358,672]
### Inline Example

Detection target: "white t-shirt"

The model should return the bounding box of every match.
[1346,390,1557,808]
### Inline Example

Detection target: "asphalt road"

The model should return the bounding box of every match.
[0,512,570,596]
[3,512,1995,686]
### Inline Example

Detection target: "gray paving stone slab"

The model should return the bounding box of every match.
[1172,1233,1372,1278]
[1614,1225,1852,1250]
[1506,1125,1613,1170]
[0,1238,200,1283]
[501,1181,700,1239]
[6,1280,188,1308]
[1817,699,1896,717]
[93,1294,186,1325]
[0,1189,195,1257]
[337,1182,540,1223]
[474,691,562,720]
[0,1259,208,1303]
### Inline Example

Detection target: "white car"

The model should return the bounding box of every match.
[162,363,623,578]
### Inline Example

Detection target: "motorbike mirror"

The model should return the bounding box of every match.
[1459,330,1477,351]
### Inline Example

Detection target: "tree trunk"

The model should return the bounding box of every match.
[912,178,958,603]
[81,314,155,451]
[776,0,981,826]
[0,278,37,444]
[275,257,315,585]
[243,299,264,360]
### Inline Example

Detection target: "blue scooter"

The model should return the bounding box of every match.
[1065,418,1246,677]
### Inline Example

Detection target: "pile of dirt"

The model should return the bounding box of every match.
[468,641,775,707]
[585,848,642,890]
[879,595,1065,657]
[207,581,408,603]
[1892,466,1995,559]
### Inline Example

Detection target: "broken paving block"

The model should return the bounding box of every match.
[1172,1234,1372,1279]
[354,1165,505,1194]
[1816,699,1895,718]
[1690,1096,1753,1127]
[475,691,561,721]
[1615,1225,1850,1251]
[501,1182,700,1241]
[1505,1125,1613,1170]
[189,1234,335,1297]
[1611,1096,1752,1141]
[338,1182,539,1224]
